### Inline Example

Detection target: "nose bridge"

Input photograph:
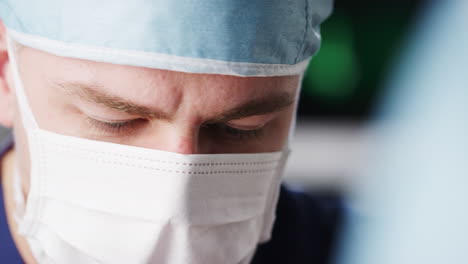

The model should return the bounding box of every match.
[171,133,198,154]
[158,123,199,155]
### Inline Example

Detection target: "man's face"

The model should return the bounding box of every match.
[13,45,299,154]
[2,43,300,195]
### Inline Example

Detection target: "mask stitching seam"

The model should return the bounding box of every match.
[47,155,278,174]
[1,3,27,32]
[294,0,310,64]
[44,141,281,166]
[8,29,309,72]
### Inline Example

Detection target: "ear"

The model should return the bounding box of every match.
[0,21,13,128]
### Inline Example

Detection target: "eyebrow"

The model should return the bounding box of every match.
[206,91,294,123]
[55,81,295,122]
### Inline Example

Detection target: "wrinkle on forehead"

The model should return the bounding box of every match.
[18,44,300,122]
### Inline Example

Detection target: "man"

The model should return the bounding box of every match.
[0,0,342,263]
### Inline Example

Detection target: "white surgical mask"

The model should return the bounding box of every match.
[7,38,290,264]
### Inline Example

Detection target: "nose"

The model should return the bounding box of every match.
[166,134,198,154]
[154,124,199,154]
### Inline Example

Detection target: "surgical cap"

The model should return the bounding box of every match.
[0,0,332,76]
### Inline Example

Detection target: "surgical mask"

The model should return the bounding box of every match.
[7,38,290,263]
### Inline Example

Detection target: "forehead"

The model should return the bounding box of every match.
[16,45,300,111]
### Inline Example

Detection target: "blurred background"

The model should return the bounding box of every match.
[1,1,466,263]
[284,0,425,192]
[0,0,426,192]
[2,1,466,263]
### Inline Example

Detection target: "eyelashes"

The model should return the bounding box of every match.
[215,124,264,140]
[86,117,147,135]
[86,117,264,141]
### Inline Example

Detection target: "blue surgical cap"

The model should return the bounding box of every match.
[0,0,332,76]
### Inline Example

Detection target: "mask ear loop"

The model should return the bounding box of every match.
[12,164,26,223]
[6,32,40,131]
[6,32,44,241]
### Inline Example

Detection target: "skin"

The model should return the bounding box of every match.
[0,22,300,263]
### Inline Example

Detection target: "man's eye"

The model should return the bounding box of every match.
[218,124,264,140]
[87,117,146,135]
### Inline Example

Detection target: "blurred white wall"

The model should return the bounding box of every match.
[284,121,370,190]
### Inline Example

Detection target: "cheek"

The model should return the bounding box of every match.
[18,68,84,137]
[16,48,83,137]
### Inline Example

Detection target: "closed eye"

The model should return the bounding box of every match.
[86,117,147,135]
[207,123,265,141]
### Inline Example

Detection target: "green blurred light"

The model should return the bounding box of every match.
[303,15,360,103]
